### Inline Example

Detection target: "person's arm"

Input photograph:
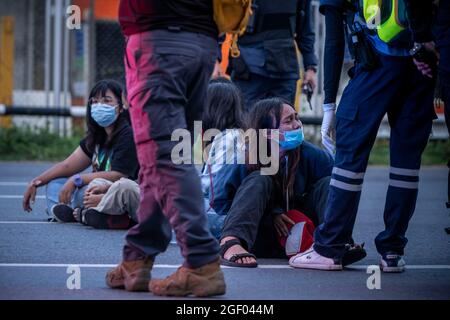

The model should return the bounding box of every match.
[34,147,91,185]
[296,0,318,71]
[322,5,346,105]
[404,0,438,78]
[320,4,346,156]
[22,147,91,211]
[58,170,126,206]
[63,130,138,206]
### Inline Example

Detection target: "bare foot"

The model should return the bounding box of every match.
[220,236,257,265]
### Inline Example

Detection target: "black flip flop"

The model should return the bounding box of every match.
[220,238,258,268]
[73,208,87,225]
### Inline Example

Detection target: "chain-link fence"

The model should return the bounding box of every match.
[0,0,127,136]
[95,20,125,84]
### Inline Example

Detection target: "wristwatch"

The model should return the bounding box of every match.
[72,174,83,188]
[409,43,423,57]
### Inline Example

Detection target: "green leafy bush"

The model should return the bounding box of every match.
[0,126,83,161]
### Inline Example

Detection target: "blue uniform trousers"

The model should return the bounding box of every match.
[314,55,436,259]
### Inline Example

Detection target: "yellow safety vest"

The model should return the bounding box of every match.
[359,0,408,44]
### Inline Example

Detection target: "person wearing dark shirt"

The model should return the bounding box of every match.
[22,80,140,229]
[291,0,437,272]
[209,98,364,267]
[223,0,318,107]
[213,98,332,267]
[106,0,226,297]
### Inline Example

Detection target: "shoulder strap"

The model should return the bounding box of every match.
[99,148,112,171]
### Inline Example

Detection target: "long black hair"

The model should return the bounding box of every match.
[203,77,245,135]
[245,97,301,197]
[85,79,131,153]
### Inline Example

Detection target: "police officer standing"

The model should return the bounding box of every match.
[434,0,450,224]
[289,0,437,272]
[226,0,318,107]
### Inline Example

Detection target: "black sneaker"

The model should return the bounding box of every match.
[342,242,367,266]
[51,204,76,223]
[380,253,406,273]
[83,209,132,230]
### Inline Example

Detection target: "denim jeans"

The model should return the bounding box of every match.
[45,178,88,218]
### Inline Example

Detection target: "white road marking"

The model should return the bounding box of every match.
[0,195,44,199]
[0,263,448,270]
[0,221,50,224]
[0,182,28,186]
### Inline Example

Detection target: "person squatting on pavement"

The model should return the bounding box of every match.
[106,0,226,297]
[290,0,438,272]
[22,80,140,230]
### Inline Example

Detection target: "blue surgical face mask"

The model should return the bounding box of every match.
[90,103,118,127]
[275,128,304,151]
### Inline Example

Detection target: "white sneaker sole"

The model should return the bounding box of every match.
[290,263,343,271]
[380,265,405,273]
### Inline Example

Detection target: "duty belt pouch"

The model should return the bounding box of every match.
[351,27,379,71]
[345,11,379,71]
[230,55,251,81]
[263,38,298,74]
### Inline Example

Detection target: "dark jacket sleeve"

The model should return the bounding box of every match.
[302,141,334,188]
[210,164,248,216]
[296,0,318,70]
[311,146,334,184]
[322,5,346,104]
[404,0,434,43]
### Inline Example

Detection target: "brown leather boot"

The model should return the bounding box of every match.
[105,257,153,292]
[149,258,226,297]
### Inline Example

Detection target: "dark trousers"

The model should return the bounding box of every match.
[122,30,219,268]
[221,171,329,258]
[436,25,450,204]
[314,55,436,259]
[442,45,450,206]
[234,73,297,109]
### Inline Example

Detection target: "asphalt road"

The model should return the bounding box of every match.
[0,162,449,300]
